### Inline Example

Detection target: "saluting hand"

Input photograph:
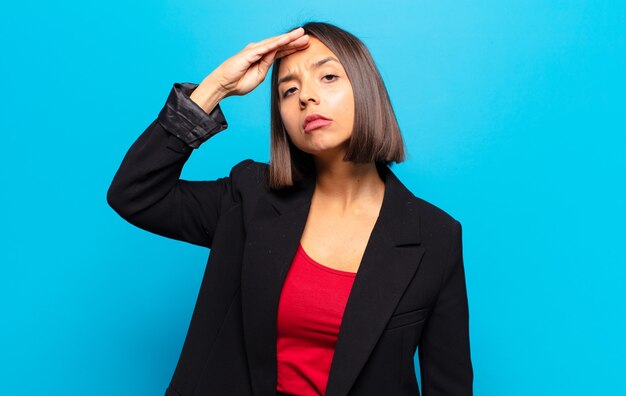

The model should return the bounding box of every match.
[190,27,310,112]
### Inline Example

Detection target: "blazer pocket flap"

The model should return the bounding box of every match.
[385,307,429,330]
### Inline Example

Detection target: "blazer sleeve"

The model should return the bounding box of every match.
[418,220,473,395]
[106,82,253,249]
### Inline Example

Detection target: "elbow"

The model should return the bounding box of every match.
[106,181,130,219]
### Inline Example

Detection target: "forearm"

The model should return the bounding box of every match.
[189,74,229,115]
[106,82,231,247]
[106,118,190,221]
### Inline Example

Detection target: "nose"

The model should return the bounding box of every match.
[299,84,319,107]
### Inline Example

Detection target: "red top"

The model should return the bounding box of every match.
[276,243,357,395]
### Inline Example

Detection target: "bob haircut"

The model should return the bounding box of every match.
[268,21,406,190]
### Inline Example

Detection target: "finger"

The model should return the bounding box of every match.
[250,27,304,50]
[245,41,284,66]
[281,33,309,46]
[276,47,303,60]
[275,45,307,60]
[275,36,310,58]
[271,34,310,58]
[245,39,291,63]
[259,31,305,54]
[258,48,278,76]
[245,30,306,65]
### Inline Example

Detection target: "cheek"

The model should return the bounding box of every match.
[279,108,293,130]
[333,89,355,126]
[279,108,300,142]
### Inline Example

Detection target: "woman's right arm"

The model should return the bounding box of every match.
[106,27,310,248]
[106,80,246,248]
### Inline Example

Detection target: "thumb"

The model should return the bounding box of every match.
[257,49,278,79]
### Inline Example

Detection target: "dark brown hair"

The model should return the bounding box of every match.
[268,21,406,189]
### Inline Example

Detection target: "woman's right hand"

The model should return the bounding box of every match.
[190,27,310,111]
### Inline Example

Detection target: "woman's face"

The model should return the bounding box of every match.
[277,37,355,158]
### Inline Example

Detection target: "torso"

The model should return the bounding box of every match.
[299,183,385,273]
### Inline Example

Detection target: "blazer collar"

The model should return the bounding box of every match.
[241,163,425,395]
[265,163,421,246]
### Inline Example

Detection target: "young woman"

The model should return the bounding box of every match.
[108,22,473,396]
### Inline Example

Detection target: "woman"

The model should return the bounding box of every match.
[108,22,472,396]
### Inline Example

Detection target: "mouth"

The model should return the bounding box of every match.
[303,114,332,132]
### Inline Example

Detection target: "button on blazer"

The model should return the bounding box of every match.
[107,83,473,396]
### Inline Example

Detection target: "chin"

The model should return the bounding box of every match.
[304,142,350,157]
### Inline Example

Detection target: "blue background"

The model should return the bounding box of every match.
[1,1,624,395]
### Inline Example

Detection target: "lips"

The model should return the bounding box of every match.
[303,113,332,132]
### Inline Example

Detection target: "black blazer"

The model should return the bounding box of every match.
[107,83,473,396]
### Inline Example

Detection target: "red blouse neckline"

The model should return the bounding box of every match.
[298,242,357,277]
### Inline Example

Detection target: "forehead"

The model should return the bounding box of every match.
[278,37,341,75]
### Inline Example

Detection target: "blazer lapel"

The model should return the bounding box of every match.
[241,164,425,396]
[241,172,316,395]
[324,166,425,396]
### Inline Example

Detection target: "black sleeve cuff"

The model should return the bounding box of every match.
[156,82,228,149]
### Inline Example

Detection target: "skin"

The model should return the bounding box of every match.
[277,36,384,216]
[277,37,385,271]
[190,28,385,270]
[277,37,355,165]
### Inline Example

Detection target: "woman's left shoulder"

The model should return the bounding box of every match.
[387,165,461,235]
[410,194,462,244]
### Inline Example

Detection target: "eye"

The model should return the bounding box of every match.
[281,74,338,99]
[282,87,297,98]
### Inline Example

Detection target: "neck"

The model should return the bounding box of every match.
[312,154,385,213]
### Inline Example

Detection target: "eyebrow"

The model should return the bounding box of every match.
[277,56,340,86]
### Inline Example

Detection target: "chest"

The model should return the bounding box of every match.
[299,200,381,273]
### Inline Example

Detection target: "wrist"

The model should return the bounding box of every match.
[189,75,228,114]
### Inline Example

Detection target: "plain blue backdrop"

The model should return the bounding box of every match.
[1,1,624,395]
